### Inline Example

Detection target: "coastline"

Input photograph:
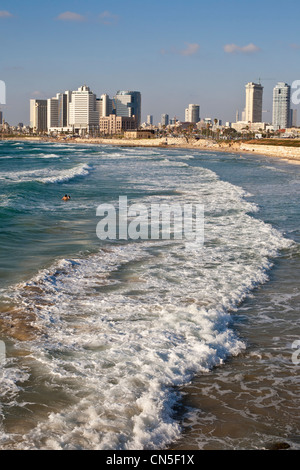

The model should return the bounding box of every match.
[2,135,300,164]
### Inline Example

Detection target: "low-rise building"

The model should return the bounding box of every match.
[124,129,155,139]
[99,114,137,135]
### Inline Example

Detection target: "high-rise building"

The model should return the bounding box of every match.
[113,91,141,127]
[290,109,297,127]
[272,82,291,129]
[0,110,2,125]
[30,99,47,131]
[68,85,99,133]
[161,114,169,126]
[47,91,72,131]
[99,115,137,135]
[147,115,153,125]
[245,82,263,122]
[97,94,113,118]
[185,104,200,123]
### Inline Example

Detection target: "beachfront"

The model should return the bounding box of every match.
[3,135,300,164]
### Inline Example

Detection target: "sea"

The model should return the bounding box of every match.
[0,139,299,450]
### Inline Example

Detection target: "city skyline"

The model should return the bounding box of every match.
[1,0,300,125]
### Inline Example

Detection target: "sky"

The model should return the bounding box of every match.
[1,0,300,125]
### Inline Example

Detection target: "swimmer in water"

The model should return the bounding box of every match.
[62,194,71,201]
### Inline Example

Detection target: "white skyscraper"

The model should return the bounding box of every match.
[272,82,291,129]
[161,114,169,126]
[68,85,99,133]
[185,104,200,123]
[97,93,113,118]
[47,91,72,131]
[147,115,153,125]
[245,82,263,123]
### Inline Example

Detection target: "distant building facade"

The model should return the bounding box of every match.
[161,114,169,126]
[245,82,263,123]
[30,99,47,131]
[290,109,297,127]
[99,114,136,135]
[68,85,99,133]
[124,129,155,139]
[97,93,113,118]
[147,114,153,125]
[185,104,200,123]
[272,82,291,129]
[113,91,141,127]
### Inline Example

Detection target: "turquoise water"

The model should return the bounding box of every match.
[0,140,299,449]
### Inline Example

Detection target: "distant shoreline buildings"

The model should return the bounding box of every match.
[1,78,299,138]
[30,86,142,135]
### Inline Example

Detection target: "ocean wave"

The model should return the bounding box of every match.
[0,145,294,450]
[4,191,292,450]
[0,163,92,184]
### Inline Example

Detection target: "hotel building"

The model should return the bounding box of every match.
[68,85,99,134]
[99,114,137,135]
[30,99,47,131]
[245,82,263,123]
[272,82,291,129]
[185,104,200,123]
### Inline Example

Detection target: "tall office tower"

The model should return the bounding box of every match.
[47,91,72,129]
[68,85,99,132]
[272,82,291,129]
[245,82,263,122]
[113,91,141,127]
[0,110,2,125]
[30,99,47,131]
[147,114,153,125]
[185,104,200,123]
[97,94,113,118]
[161,114,169,126]
[290,109,297,127]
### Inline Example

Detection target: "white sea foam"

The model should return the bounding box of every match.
[0,163,92,184]
[1,153,293,450]
[37,153,61,159]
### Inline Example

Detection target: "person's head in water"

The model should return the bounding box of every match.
[62,194,69,201]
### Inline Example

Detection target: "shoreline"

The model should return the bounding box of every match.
[2,135,300,164]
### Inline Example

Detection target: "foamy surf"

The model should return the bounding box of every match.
[2,170,292,450]
[0,163,92,184]
[0,142,296,450]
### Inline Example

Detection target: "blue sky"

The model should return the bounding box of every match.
[1,0,300,125]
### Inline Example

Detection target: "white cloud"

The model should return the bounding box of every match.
[224,43,260,54]
[180,43,200,56]
[161,43,200,57]
[0,11,13,18]
[99,11,119,25]
[56,11,86,22]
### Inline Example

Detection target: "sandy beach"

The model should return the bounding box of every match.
[3,135,300,164]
